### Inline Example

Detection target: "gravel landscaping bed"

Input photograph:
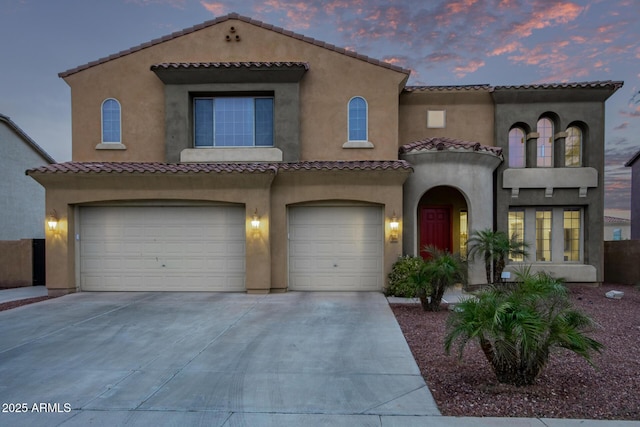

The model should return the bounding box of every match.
[0,296,57,312]
[391,283,640,420]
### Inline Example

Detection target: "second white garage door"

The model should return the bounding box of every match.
[80,206,245,291]
[288,206,383,291]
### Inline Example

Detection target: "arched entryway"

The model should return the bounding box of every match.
[400,137,504,285]
[418,186,468,258]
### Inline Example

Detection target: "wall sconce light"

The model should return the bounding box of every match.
[251,209,260,230]
[47,210,59,232]
[389,212,399,242]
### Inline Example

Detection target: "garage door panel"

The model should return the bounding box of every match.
[80,206,245,292]
[289,206,383,291]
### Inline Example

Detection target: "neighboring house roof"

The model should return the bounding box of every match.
[604,216,631,224]
[399,137,503,157]
[27,160,413,176]
[491,81,624,91]
[625,148,640,167]
[59,13,410,78]
[0,113,55,164]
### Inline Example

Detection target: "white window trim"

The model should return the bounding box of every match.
[101,98,122,145]
[344,96,373,148]
[516,207,584,264]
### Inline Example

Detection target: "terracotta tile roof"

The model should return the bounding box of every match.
[399,137,503,156]
[404,84,491,92]
[0,113,55,163]
[26,162,279,175]
[604,216,631,224]
[277,160,413,171]
[59,13,409,78]
[403,81,623,93]
[491,80,624,91]
[151,62,309,71]
[26,160,412,175]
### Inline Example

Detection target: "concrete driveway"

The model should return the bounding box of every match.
[0,291,439,426]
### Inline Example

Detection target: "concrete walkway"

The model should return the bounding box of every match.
[0,285,48,303]
[0,289,638,426]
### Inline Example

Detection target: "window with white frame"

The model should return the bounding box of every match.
[508,209,525,261]
[510,207,584,264]
[535,209,552,261]
[565,126,582,167]
[348,96,368,141]
[101,98,121,143]
[508,127,526,168]
[537,118,553,167]
[563,209,581,261]
[194,97,274,147]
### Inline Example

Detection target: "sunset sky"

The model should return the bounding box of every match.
[1,0,638,212]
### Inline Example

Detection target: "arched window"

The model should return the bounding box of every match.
[565,126,582,167]
[101,98,121,143]
[536,118,553,167]
[348,96,368,141]
[508,127,526,168]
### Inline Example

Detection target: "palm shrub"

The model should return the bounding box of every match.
[386,255,424,298]
[467,228,528,284]
[444,269,603,386]
[410,246,467,312]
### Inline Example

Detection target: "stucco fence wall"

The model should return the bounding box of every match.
[604,240,640,285]
[0,239,33,288]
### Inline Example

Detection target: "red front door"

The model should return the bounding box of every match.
[420,207,451,258]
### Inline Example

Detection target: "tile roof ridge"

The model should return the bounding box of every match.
[59,12,409,78]
[399,137,502,156]
[490,80,624,91]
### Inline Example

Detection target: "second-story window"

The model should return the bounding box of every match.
[565,126,582,167]
[348,96,368,141]
[101,98,121,143]
[194,97,274,147]
[536,118,553,167]
[508,127,526,168]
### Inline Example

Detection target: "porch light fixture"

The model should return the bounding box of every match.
[47,210,59,232]
[251,209,260,230]
[389,212,399,242]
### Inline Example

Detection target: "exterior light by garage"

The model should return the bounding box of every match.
[389,212,399,242]
[47,210,59,232]
[251,209,260,230]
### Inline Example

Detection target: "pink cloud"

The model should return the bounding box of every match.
[126,0,186,7]
[200,1,225,15]
[446,0,478,15]
[614,122,629,130]
[508,2,583,38]
[454,59,485,77]
[619,105,640,118]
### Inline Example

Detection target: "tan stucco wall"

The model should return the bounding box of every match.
[33,169,408,294]
[64,19,407,163]
[0,239,33,288]
[399,90,495,147]
[35,173,274,294]
[270,170,408,292]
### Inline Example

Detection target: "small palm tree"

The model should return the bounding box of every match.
[467,228,528,284]
[444,269,603,386]
[409,246,467,312]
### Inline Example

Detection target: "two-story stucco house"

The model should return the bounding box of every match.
[1,113,55,240]
[626,149,640,240]
[27,14,622,295]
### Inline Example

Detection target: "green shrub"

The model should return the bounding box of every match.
[445,269,602,386]
[385,255,423,297]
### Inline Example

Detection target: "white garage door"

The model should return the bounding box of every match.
[288,206,383,291]
[80,206,245,291]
